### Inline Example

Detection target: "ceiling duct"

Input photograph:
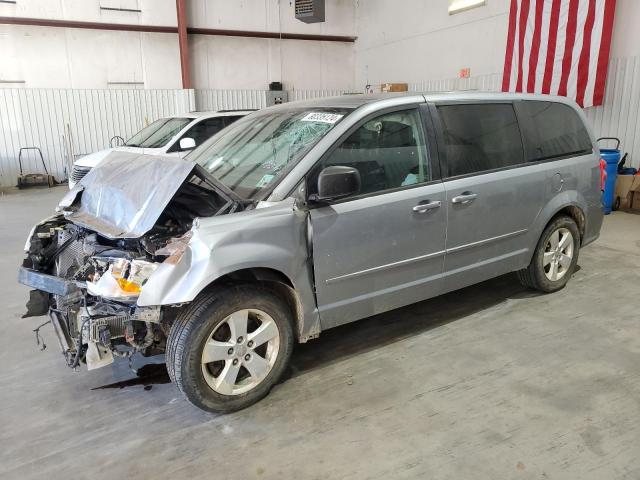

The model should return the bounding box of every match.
[295,0,325,24]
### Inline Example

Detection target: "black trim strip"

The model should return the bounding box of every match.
[99,6,142,13]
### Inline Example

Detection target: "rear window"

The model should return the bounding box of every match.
[518,101,592,161]
[437,103,525,177]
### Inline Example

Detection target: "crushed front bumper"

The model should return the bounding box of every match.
[18,267,80,296]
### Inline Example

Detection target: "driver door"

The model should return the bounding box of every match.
[308,107,446,329]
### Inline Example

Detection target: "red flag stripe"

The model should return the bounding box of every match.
[557,0,580,97]
[541,0,562,94]
[527,0,545,92]
[502,0,519,91]
[575,0,597,106]
[593,0,616,106]
[515,0,531,92]
[502,0,615,107]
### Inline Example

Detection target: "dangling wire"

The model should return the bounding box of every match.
[33,319,51,351]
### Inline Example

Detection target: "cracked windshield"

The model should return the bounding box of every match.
[189,108,352,199]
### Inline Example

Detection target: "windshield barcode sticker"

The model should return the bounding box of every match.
[301,112,344,124]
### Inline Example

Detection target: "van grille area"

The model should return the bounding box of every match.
[71,165,92,184]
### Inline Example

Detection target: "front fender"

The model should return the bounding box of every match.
[137,201,320,339]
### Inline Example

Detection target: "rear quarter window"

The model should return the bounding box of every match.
[518,101,592,161]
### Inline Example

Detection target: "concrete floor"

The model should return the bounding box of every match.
[1,186,639,480]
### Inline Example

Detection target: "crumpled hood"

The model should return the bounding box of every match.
[58,151,196,239]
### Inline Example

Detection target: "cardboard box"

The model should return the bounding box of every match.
[381,83,409,93]
[616,174,640,211]
[615,175,636,209]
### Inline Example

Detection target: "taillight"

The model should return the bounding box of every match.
[599,158,607,191]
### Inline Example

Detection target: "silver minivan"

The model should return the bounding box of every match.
[19,93,603,413]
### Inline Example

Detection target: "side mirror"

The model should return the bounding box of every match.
[312,166,361,203]
[179,137,196,151]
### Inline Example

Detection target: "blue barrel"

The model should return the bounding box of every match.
[598,137,621,214]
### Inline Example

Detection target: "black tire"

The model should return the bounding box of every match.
[166,284,294,413]
[517,215,580,293]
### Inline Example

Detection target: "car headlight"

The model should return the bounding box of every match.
[110,258,158,294]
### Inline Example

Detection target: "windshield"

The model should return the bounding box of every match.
[125,117,191,148]
[189,108,351,199]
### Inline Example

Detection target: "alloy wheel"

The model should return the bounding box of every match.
[543,227,574,281]
[201,308,280,396]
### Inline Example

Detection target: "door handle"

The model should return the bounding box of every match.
[451,192,478,205]
[412,201,441,213]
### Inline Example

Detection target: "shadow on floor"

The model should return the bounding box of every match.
[92,271,546,389]
[287,272,542,377]
[91,362,171,390]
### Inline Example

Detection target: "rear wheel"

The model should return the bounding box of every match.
[166,285,294,413]
[517,215,580,293]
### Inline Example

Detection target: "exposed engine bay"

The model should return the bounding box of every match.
[20,155,250,371]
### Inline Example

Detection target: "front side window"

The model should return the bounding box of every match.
[189,108,351,199]
[519,101,592,161]
[169,117,226,152]
[310,108,429,198]
[125,117,191,148]
[437,103,524,177]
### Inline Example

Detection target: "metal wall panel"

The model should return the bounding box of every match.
[584,56,640,168]
[0,88,195,187]
[3,71,635,189]
[289,89,349,101]
[409,73,502,93]
[194,89,267,111]
[193,89,349,111]
[0,87,350,187]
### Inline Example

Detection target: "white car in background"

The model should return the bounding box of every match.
[69,110,253,187]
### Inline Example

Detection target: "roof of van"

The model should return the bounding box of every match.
[177,110,256,119]
[268,92,580,110]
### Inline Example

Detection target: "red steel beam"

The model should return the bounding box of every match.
[0,16,357,42]
[175,0,191,89]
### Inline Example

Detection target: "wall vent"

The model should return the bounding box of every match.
[295,0,325,24]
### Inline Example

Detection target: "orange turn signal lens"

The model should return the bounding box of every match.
[116,278,142,293]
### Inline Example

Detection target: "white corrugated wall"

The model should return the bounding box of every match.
[0,89,195,187]
[0,88,347,187]
[583,56,640,167]
[1,60,638,188]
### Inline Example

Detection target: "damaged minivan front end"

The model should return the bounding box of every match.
[19,152,250,370]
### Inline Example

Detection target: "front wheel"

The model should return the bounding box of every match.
[517,215,580,293]
[166,285,294,413]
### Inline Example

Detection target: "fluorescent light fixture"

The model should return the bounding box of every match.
[449,0,487,15]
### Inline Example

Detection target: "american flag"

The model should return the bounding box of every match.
[502,0,617,108]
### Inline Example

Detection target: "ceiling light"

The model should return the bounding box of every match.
[449,0,487,15]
